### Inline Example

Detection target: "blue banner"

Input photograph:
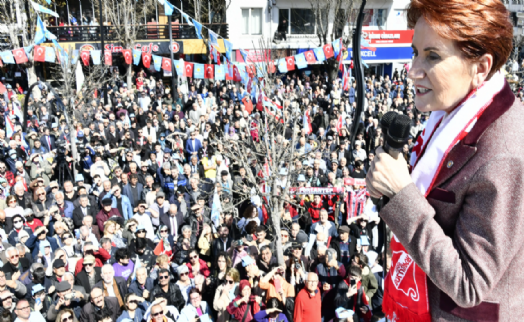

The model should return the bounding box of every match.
[208,30,218,48]
[277,58,287,73]
[152,55,162,71]
[223,39,233,62]
[91,50,101,65]
[192,19,202,39]
[174,59,184,75]
[0,51,14,64]
[44,47,56,63]
[345,46,413,62]
[215,65,225,80]
[193,63,204,79]
[132,49,141,65]
[34,16,46,45]
[295,53,308,69]
[164,1,174,16]
[332,38,341,58]
[24,45,34,57]
[30,0,58,17]
[313,47,326,62]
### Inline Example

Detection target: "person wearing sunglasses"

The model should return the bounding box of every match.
[56,308,77,322]
[47,281,85,322]
[149,268,185,312]
[74,255,102,295]
[185,249,210,279]
[213,268,240,322]
[6,212,33,248]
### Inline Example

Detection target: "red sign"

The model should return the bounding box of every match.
[362,30,414,45]
[235,49,271,63]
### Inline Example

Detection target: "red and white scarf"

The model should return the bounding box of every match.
[383,72,505,322]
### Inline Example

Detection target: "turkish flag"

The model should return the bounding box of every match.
[246,64,255,78]
[142,52,152,68]
[286,56,295,71]
[80,51,90,66]
[34,46,46,62]
[305,50,317,64]
[12,48,28,64]
[268,60,276,74]
[184,62,193,77]
[233,65,241,82]
[323,44,334,59]
[204,64,214,79]
[123,49,132,64]
[104,50,112,66]
[162,57,172,71]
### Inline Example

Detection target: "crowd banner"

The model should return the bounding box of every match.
[289,187,345,195]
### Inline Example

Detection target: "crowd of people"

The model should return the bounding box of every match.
[0,64,426,322]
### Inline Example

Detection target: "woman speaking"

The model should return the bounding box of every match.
[366,0,520,321]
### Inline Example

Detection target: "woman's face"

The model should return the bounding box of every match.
[241,286,251,298]
[217,256,226,270]
[107,223,115,234]
[409,17,487,113]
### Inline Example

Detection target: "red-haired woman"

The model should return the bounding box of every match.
[366,0,518,321]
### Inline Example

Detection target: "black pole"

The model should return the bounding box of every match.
[99,0,106,105]
[168,15,176,95]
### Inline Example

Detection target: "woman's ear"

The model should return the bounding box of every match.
[473,54,494,87]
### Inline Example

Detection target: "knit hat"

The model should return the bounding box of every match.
[238,280,251,293]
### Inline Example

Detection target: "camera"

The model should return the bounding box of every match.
[294,258,301,270]
[65,292,76,300]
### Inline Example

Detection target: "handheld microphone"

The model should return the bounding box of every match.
[383,114,412,159]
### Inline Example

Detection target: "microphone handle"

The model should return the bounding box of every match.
[381,144,402,207]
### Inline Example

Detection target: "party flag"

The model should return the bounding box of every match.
[5,116,15,138]
[215,64,225,80]
[193,63,204,79]
[174,58,184,75]
[332,38,342,58]
[44,46,55,63]
[23,45,34,57]
[181,12,193,25]
[204,64,214,79]
[164,1,174,16]
[232,65,241,82]
[91,50,101,65]
[208,30,219,48]
[132,49,142,65]
[268,60,276,74]
[223,39,233,61]
[313,47,326,62]
[152,55,162,71]
[0,51,15,64]
[30,0,58,17]
[277,58,287,73]
[71,49,79,65]
[34,16,46,45]
[192,19,202,39]
[295,53,307,69]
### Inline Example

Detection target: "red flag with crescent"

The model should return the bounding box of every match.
[233,65,241,82]
[286,56,295,71]
[142,52,152,68]
[323,43,334,59]
[12,48,28,64]
[123,49,132,64]
[104,50,112,66]
[305,50,317,64]
[34,46,46,62]
[204,64,214,79]
[268,60,276,74]
[80,51,90,66]
[184,62,193,77]
[162,57,172,71]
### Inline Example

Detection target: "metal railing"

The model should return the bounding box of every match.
[46,23,228,43]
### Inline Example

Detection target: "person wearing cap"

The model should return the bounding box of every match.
[148,191,169,231]
[329,225,357,268]
[96,197,122,233]
[6,211,33,247]
[75,254,103,295]
[30,284,48,317]
[47,280,85,321]
[102,184,133,220]
[28,153,52,186]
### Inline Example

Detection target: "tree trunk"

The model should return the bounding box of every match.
[270,193,285,266]
[126,62,133,88]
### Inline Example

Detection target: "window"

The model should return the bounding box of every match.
[241,8,262,35]
[290,9,315,34]
[373,9,387,27]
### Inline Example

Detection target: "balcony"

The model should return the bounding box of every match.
[45,23,228,43]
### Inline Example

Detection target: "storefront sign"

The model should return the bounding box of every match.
[77,41,184,55]
[362,30,414,45]
[344,46,413,62]
[235,49,271,63]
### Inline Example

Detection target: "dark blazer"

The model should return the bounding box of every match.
[72,206,98,228]
[79,296,120,322]
[211,238,232,261]
[122,183,144,208]
[40,134,56,151]
[380,81,524,321]
[75,267,103,294]
[159,212,184,236]
[94,276,127,300]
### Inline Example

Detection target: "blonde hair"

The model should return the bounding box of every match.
[156,254,169,266]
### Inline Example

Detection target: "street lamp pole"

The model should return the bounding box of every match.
[168,14,176,95]
[99,0,106,104]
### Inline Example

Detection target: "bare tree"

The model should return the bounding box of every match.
[309,0,359,80]
[98,0,155,86]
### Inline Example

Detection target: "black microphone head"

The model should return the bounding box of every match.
[380,111,398,133]
[387,115,412,150]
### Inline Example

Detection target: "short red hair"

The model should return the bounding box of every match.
[407,0,513,80]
